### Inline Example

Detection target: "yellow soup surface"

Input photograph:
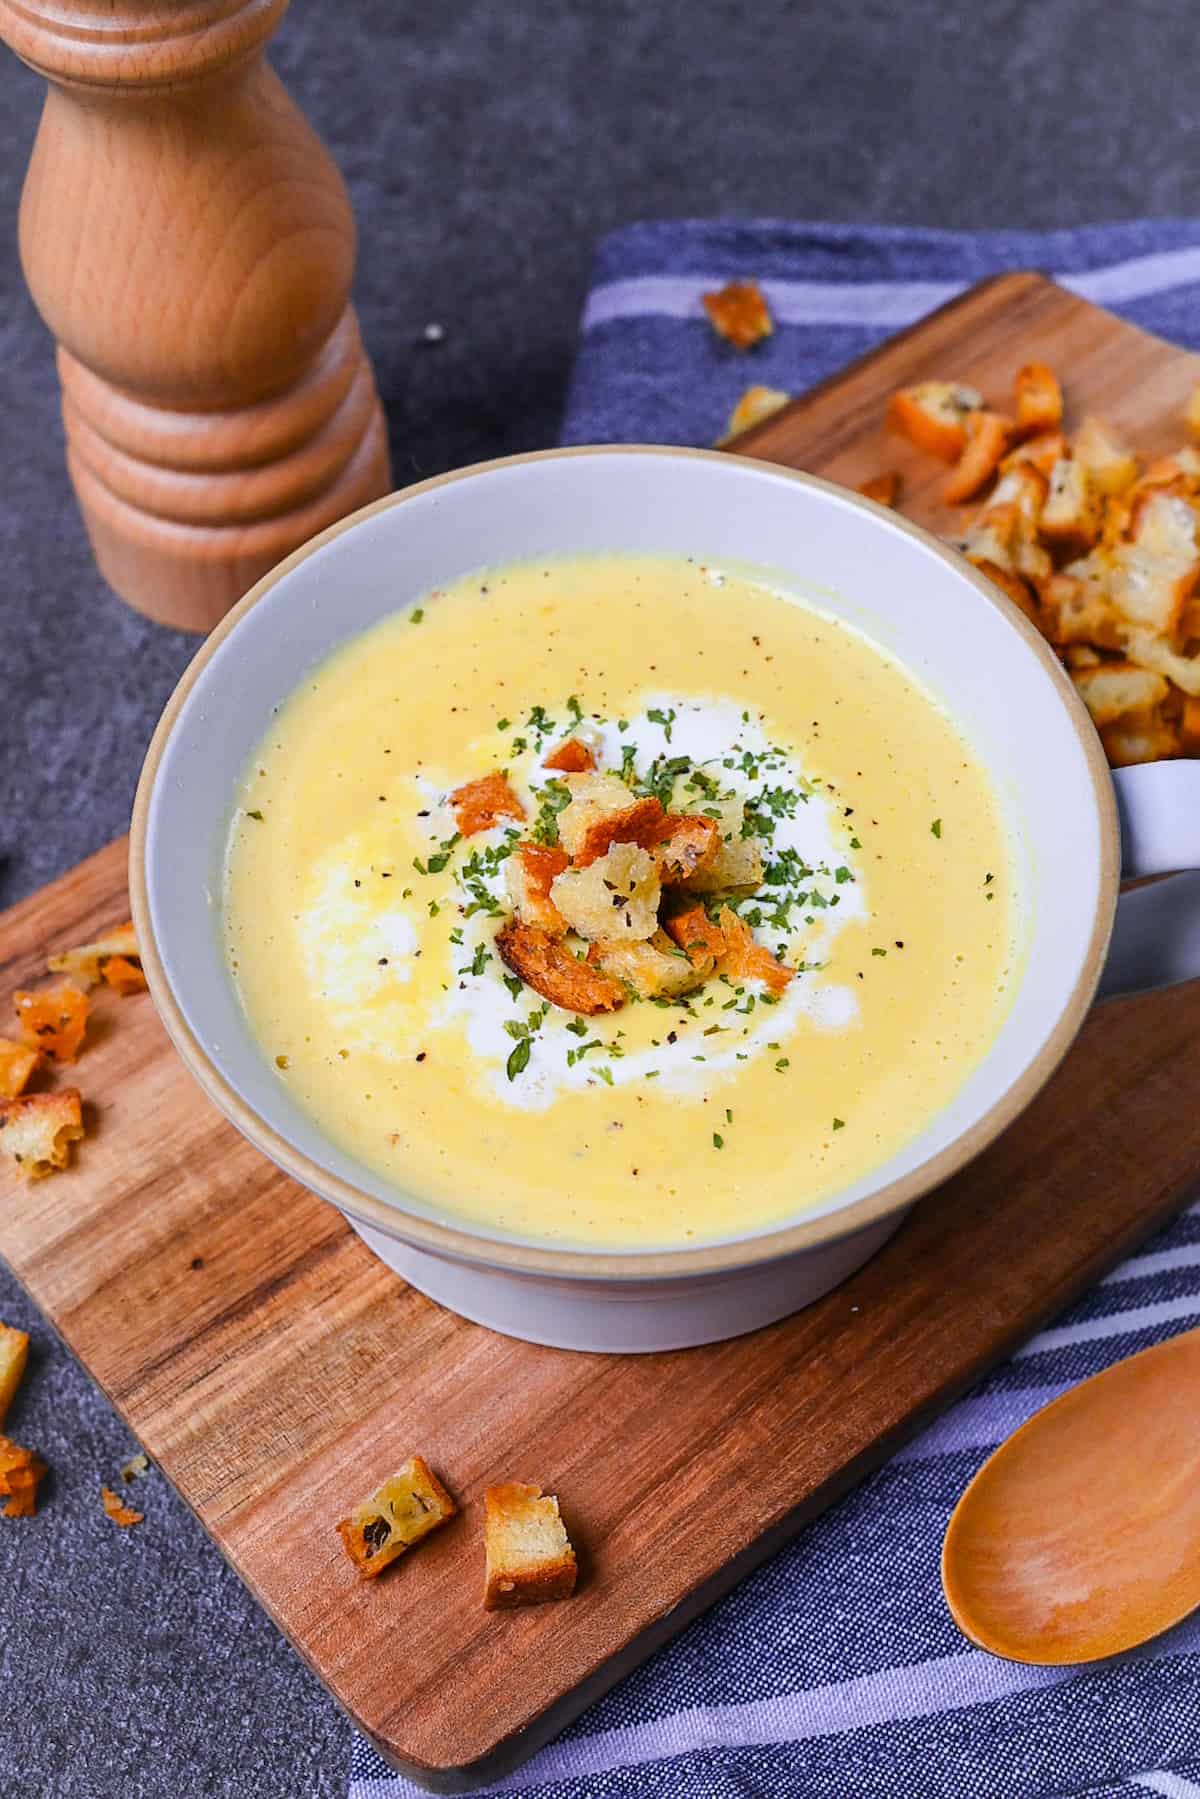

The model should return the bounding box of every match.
[224,554,1018,1249]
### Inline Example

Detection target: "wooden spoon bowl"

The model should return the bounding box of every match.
[942,1327,1200,1664]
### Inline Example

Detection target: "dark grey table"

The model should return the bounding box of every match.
[2,3,1197,1793]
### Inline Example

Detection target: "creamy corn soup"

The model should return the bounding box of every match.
[224,554,1018,1249]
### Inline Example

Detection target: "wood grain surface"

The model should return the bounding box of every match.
[0,0,391,630]
[2,273,1199,1790]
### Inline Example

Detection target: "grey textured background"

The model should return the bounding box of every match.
[2,2,1198,1794]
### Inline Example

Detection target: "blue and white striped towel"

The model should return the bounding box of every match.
[351,221,1200,1799]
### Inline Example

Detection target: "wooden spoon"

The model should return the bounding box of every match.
[942,1327,1200,1664]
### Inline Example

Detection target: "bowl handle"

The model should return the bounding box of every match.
[1098,763,1200,1000]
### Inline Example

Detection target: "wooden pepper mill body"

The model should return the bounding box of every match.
[1,0,392,631]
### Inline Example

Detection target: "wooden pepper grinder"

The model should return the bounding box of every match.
[0,0,392,631]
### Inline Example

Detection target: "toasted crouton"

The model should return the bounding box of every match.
[981,469,1052,580]
[1135,450,1200,497]
[557,774,639,859]
[1013,362,1063,437]
[970,559,1040,624]
[653,813,720,885]
[13,981,89,1064]
[943,411,1012,504]
[1129,488,1200,559]
[888,382,983,461]
[1040,564,1127,650]
[0,1090,84,1179]
[1073,416,1140,497]
[1071,663,1169,729]
[1064,644,1103,669]
[588,928,714,1000]
[103,956,147,995]
[1101,717,1181,766]
[715,906,793,996]
[1039,458,1102,555]
[1121,628,1200,697]
[483,1482,577,1610]
[496,920,626,1015]
[100,1485,144,1528]
[679,799,763,896]
[701,280,773,350]
[558,773,665,868]
[0,1436,47,1518]
[717,385,791,445]
[858,470,902,508]
[48,920,140,989]
[0,1039,40,1102]
[1107,544,1200,641]
[954,509,1020,576]
[988,462,1049,525]
[450,771,526,837]
[1000,430,1067,478]
[663,903,729,962]
[959,489,1051,584]
[543,737,596,774]
[506,842,570,935]
[549,843,661,942]
[0,1326,29,1429]
[336,1456,457,1580]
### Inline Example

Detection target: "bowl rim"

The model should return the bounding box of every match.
[129,444,1120,1283]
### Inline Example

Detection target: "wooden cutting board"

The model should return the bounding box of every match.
[4,271,1200,1792]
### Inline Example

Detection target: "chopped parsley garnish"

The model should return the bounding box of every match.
[246,809,264,821]
[525,704,556,739]
[832,1117,845,1131]
[712,1132,724,1149]
[530,778,572,846]
[497,716,511,730]
[503,974,523,1001]
[638,754,691,808]
[871,947,887,957]
[567,694,584,725]
[506,1038,531,1080]
[931,818,943,839]
[424,833,460,875]
[410,608,424,624]
[775,1057,789,1071]
[647,706,677,743]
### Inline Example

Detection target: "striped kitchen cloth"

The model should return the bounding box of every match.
[350,221,1200,1799]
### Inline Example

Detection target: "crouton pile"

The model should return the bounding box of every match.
[717,344,1200,767]
[886,366,1200,766]
[449,738,794,1018]
[0,921,146,1181]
